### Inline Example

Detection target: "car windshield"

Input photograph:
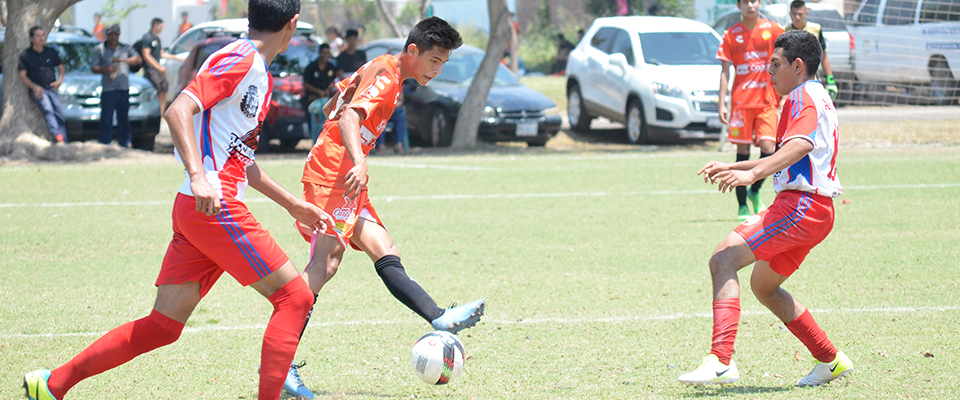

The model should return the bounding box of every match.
[638,32,720,65]
[433,52,519,86]
[270,39,319,76]
[49,41,99,72]
[807,10,849,31]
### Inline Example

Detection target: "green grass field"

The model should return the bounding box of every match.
[2,144,959,399]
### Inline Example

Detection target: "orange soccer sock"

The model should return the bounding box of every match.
[259,278,314,400]
[710,298,741,366]
[48,310,183,399]
[785,309,838,363]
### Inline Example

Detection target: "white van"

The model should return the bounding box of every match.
[848,0,960,105]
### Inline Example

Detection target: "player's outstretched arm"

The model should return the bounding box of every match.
[711,138,814,193]
[246,162,334,233]
[165,95,221,216]
[338,107,369,199]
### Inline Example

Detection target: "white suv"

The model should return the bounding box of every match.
[848,0,960,105]
[565,16,725,143]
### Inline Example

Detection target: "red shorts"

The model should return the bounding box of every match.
[734,190,834,277]
[727,107,777,145]
[297,183,384,251]
[156,193,290,297]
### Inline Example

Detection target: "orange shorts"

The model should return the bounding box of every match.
[297,183,384,251]
[157,193,290,297]
[727,107,777,145]
[734,190,834,277]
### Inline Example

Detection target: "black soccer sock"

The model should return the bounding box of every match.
[297,292,319,342]
[735,153,750,207]
[375,255,444,322]
[750,152,774,193]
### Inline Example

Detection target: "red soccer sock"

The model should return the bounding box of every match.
[710,298,741,366]
[48,310,183,399]
[785,309,838,363]
[259,278,314,400]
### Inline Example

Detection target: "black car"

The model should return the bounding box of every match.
[359,39,562,147]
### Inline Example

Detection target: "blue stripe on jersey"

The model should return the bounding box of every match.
[210,40,254,76]
[201,109,215,163]
[217,206,271,279]
[788,154,813,187]
[746,193,812,250]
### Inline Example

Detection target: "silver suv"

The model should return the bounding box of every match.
[565,16,724,143]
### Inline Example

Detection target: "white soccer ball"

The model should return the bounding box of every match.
[410,330,465,385]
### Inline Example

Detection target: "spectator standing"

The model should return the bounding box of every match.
[178,11,192,36]
[334,29,366,79]
[324,26,343,57]
[551,33,574,75]
[91,24,142,147]
[18,26,67,143]
[93,13,105,41]
[140,18,174,115]
[302,43,337,144]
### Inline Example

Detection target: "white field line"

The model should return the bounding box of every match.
[1,183,959,209]
[3,305,958,339]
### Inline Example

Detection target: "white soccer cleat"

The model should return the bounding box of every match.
[678,354,739,386]
[797,350,853,387]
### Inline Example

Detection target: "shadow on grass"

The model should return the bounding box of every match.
[678,384,794,397]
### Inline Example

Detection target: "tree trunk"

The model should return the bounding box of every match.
[419,0,433,20]
[0,0,81,156]
[374,0,403,38]
[450,0,511,149]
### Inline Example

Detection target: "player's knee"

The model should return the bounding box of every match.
[708,254,732,278]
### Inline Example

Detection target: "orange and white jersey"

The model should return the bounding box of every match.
[178,39,272,201]
[773,81,842,198]
[303,54,402,187]
[717,19,783,109]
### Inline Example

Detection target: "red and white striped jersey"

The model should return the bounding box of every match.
[772,81,842,198]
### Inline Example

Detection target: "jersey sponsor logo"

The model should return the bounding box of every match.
[240,85,259,118]
[736,63,769,75]
[735,35,744,44]
[741,80,768,90]
[377,120,388,133]
[761,30,771,40]
[360,125,377,146]
[362,74,393,100]
[743,51,769,61]
[332,194,357,222]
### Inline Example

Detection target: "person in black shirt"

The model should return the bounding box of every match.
[334,29,367,79]
[18,26,67,143]
[302,43,337,144]
[551,33,575,74]
[140,18,174,115]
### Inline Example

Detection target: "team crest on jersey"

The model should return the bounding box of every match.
[761,30,771,40]
[735,35,743,44]
[240,85,259,118]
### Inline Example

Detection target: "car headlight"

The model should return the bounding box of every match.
[482,106,499,123]
[653,82,684,99]
[543,106,560,117]
[274,91,301,108]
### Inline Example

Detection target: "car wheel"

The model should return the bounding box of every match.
[526,137,549,147]
[567,83,592,133]
[279,138,302,149]
[131,134,156,152]
[625,99,647,144]
[424,107,452,147]
[930,60,957,106]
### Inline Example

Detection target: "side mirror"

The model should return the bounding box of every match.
[609,53,628,68]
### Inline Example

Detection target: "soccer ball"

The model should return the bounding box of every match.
[410,330,465,385]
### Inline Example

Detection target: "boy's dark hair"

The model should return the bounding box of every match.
[790,0,806,10]
[151,18,163,27]
[28,26,43,37]
[403,17,462,53]
[774,30,821,77]
[345,29,359,38]
[319,43,330,52]
[249,0,300,33]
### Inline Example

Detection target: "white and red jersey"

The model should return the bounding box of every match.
[772,81,842,198]
[177,39,272,200]
[717,19,783,110]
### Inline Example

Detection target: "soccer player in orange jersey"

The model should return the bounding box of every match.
[22,2,335,400]
[679,30,853,387]
[717,0,784,221]
[285,18,485,397]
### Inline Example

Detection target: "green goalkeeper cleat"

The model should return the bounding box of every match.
[23,370,58,400]
[738,205,750,221]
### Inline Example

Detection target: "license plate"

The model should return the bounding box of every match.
[706,117,723,129]
[516,121,538,137]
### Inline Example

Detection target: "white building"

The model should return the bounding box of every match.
[73,0,213,46]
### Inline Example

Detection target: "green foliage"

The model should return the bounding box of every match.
[99,0,147,25]
[456,25,489,50]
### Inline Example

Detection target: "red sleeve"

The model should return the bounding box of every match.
[717,29,733,63]
[183,44,255,110]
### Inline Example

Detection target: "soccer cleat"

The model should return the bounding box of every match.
[678,354,739,386]
[738,205,750,221]
[283,361,315,399]
[747,189,765,214]
[797,350,853,387]
[431,299,486,334]
[23,370,58,400]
